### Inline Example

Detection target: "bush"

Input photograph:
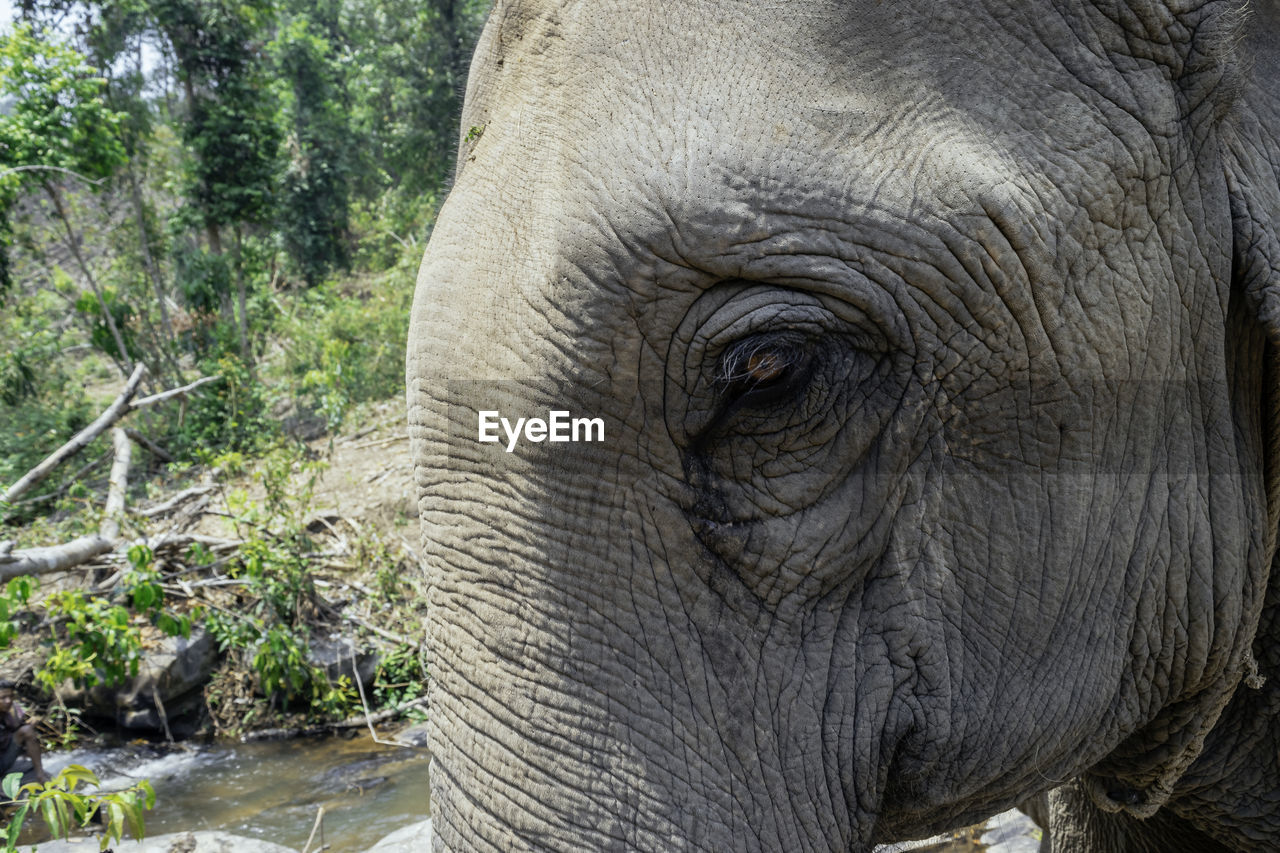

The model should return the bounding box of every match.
[274,272,412,428]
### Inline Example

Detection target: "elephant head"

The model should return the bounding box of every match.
[406,0,1280,849]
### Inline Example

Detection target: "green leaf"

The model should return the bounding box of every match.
[2,771,21,800]
[57,765,99,791]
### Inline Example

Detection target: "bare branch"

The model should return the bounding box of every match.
[135,485,214,518]
[130,374,222,409]
[0,165,107,185]
[2,368,222,506]
[0,535,112,581]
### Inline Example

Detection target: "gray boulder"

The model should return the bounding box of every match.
[34,830,298,853]
[57,628,218,732]
[307,632,379,689]
[364,819,432,852]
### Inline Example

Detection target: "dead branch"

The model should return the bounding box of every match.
[2,363,148,504]
[0,535,112,581]
[0,425,138,580]
[130,374,222,409]
[135,485,214,518]
[124,428,174,463]
[2,367,222,506]
[8,452,110,508]
[100,427,132,543]
[347,433,407,450]
[239,696,428,742]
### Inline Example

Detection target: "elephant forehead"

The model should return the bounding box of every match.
[441,0,1233,385]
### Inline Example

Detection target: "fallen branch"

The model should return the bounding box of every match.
[99,427,132,543]
[240,696,428,742]
[340,610,412,647]
[2,364,148,504]
[135,485,215,518]
[130,374,222,409]
[347,433,407,450]
[0,535,112,581]
[8,452,110,508]
[2,368,222,506]
[0,426,137,580]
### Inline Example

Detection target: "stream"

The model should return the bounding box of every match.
[36,734,431,851]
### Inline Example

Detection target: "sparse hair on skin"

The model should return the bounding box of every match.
[717,337,806,389]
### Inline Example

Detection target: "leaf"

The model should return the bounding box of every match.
[5,802,28,851]
[119,796,145,840]
[2,771,21,800]
[39,794,62,839]
[106,801,124,844]
[58,764,100,791]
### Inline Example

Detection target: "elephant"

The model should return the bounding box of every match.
[405,0,1280,850]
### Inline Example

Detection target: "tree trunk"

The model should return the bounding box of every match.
[234,225,249,362]
[127,164,179,352]
[44,182,134,377]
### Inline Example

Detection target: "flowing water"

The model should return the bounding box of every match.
[38,734,431,851]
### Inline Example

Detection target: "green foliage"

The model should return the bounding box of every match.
[272,14,351,286]
[36,545,191,691]
[74,285,140,361]
[0,578,34,649]
[371,643,424,713]
[0,23,128,290]
[151,0,282,232]
[169,353,275,458]
[0,311,95,509]
[204,443,350,717]
[277,274,413,427]
[1,764,155,852]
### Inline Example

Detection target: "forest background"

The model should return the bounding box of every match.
[0,0,491,753]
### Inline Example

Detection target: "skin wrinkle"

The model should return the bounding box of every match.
[407,0,1280,849]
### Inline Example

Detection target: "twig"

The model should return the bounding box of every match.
[347,433,407,450]
[302,806,325,853]
[350,643,405,747]
[130,374,222,409]
[340,610,412,647]
[135,485,215,518]
[240,697,428,742]
[0,164,107,184]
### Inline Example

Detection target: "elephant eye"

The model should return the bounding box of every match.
[717,336,812,409]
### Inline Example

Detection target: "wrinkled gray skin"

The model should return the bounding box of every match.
[407,0,1280,850]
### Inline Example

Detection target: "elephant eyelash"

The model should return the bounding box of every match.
[716,337,813,409]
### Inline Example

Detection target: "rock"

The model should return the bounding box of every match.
[58,628,218,733]
[980,809,1043,853]
[33,830,299,853]
[271,398,328,441]
[392,721,430,748]
[307,632,379,688]
[365,818,432,852]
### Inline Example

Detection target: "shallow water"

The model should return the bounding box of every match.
[39,734,430,851]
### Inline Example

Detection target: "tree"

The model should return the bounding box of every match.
[149,0,281,359]
[0,24,132,373]
[272,12,350,286]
